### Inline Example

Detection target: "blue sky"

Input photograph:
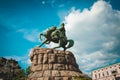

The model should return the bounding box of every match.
[0,0,120,76]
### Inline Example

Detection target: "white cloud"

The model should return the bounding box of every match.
[59,4,64,8]
[4,55,31,65]
[42,1,45,5]
[5,55,26,61]
[63,0,120,76]
[76,51,119,71]
[58,10,69,21]
[48,0,56,7]
[17,29,40,42]
[5,49,32,65]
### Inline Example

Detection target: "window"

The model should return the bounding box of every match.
[107,71,109,76]
[95,74,97,79]
[103,73,104,77]
[99,73,100,78]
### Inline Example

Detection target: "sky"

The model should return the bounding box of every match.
[0,0,120,76]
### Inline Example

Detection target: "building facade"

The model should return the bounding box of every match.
[92,63,120,80]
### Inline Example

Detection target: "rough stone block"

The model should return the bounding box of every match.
[63,77,71,80]
[36,71,44,77]
[57,56,66,63]
[43,54,48,64]
[38,54,43,64]
[35,65,43,71]
[65,51,73,56]
[46,49,53,53]
[38,49,44,54]
[69,71,79,76]
[30,71,43,78]
[53,49,58,54]
[43,64,49,70]
[54,77,63,80]
[71,57,76,65]
[31,78,37,80]
[53,64,66,70]
[49,64,53,70]
[30,66,35,72]
[65,65,69,70]
[43,70,51,77]
[56,53,64,57]
[33,55,38,59]
[65,55,72,64]
[69,65,75,71]
[37,77,44,80]
[52,70,61,76]
[60,71,70,77]
[49,54,56,63]
[33,59,38,65]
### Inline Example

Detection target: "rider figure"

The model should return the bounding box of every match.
[47,26,56,38]
[51,23,66,41]
[58,23,66,39]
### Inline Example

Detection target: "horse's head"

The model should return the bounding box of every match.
[50,26,56,31]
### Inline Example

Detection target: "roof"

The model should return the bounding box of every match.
[92,62,120,72]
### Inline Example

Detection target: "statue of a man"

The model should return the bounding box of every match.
[51,23,67,41]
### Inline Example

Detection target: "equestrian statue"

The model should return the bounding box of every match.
[39,23,74,51]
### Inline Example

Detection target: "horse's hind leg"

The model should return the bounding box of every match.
[63,46,67,51]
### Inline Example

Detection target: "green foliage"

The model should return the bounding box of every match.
[26,66,31,75]
[74,76,91,80]
[12,69,25,80]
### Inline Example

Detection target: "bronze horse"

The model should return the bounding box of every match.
[39,23,74,51]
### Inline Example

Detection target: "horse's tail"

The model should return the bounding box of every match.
[66,39,74,49]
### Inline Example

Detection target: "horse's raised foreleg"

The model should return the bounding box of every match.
[39,40,48,47]
[40,33,44,41]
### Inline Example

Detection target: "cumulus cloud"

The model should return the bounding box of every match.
[63,0,120,76]
[5,49,32,66]
[17,29,40,42]
[5,55,31,65]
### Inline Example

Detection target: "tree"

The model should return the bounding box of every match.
[74,76,92,80]
[26,66,31,75]
[12,69,25,80]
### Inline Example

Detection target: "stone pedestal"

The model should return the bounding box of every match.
[27,47,87,80]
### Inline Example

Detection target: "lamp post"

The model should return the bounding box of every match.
[111,70,117,80]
